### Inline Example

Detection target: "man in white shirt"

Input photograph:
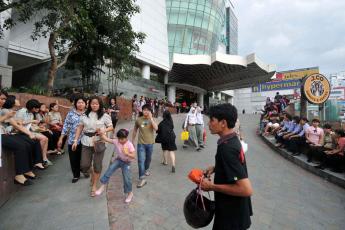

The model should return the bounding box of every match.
[183,106,201,151]
[195,105,204,148]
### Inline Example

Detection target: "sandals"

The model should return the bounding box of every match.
[90,189,96,197]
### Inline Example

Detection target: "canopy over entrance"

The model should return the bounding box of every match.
[168,52,276,91]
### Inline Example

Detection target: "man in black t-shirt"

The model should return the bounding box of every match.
[201,103,253,230]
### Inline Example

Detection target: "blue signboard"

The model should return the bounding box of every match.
[252,79,302,92]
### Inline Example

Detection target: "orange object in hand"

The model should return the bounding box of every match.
[188,168,204,184]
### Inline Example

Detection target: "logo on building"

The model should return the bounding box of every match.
[302,73,331,104]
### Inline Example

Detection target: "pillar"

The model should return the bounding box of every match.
[141,64,150,80]
[217,92,221,100]
[198,92,204,108]
[0,8,13,88]
[167,85,176,104]
[164,72,169,85]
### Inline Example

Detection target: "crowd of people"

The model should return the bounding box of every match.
[260,93,345,173]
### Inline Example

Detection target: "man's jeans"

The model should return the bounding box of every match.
[137,144,154,179]
[100,159,132,193]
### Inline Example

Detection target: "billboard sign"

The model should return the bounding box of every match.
[252,79,302,92]
[276,67,319,80]
[302,73,331,104]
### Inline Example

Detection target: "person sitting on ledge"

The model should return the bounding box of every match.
[263,111,280,136]
[307,123,336,163]
[286,117,310,156]
[280,116,301,148]
[314,129,345,172]
[275,115,296,147]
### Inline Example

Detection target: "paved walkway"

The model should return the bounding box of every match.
[1,114,345,230]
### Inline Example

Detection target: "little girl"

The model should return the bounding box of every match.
[95,129,135,203]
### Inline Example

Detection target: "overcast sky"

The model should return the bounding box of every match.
[232,0,345,75]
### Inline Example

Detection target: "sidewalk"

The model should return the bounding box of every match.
[0,143,112,230]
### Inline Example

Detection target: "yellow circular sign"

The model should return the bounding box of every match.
[302,73,330,104]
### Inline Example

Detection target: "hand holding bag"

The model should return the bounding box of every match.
[181,131,189,141]
[183,176,215,228]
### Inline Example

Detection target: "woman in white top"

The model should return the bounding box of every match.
[73,96,113,197]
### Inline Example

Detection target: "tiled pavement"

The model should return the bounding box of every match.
[0,114,344,230]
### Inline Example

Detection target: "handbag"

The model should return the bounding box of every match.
[181,131,189,141]
[183,177,215,228]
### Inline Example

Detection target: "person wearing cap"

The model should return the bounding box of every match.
[286,117,310,155]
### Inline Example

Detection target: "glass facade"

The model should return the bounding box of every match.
[226,6,238,55]
[166,0,226,61]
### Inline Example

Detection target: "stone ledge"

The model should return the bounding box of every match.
[261,135,345,189]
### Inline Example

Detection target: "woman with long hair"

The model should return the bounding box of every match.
[156,110,177,173]
[58,96,87,183]
[73,96,113,196]
[107,97,120,136]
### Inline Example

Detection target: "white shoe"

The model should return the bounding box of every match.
[95,185,105,196]
[145,170,151,176]
[125,192,133,203]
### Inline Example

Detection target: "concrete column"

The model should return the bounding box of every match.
[167,85,176,104]
[217,92,221,100]
[141,64,150,80]
[0,9,12,65]
[198,92,204,108]
[164,72,169,84]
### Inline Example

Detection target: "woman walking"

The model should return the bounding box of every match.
[58,96,87,183]
[107,97,120,136]
[72,96,113,196]
[156,110,177,173]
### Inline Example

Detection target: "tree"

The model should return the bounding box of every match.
[2,0,145,95]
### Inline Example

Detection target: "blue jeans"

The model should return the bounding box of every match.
[100,159,132,194]
[137,144,154,179]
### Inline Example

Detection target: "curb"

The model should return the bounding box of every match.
[261,135,345,189]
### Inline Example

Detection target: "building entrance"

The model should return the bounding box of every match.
[175,88,197,106]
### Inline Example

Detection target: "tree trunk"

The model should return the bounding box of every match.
[47,32,57,95]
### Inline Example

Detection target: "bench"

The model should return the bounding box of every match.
[0,150,16,207]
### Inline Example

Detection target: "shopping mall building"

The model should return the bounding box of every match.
[0,0,275,107]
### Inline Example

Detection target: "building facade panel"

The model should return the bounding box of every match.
[166,0,226,61]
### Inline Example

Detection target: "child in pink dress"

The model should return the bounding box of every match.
[95,129,135,203]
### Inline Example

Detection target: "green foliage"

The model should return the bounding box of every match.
[2,0,145,92]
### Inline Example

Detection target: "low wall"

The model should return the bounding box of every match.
[0,151,16,207]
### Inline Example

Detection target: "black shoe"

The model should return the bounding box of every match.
[72,178,79,183]
[314,165,325,170]
[196,148,201,152]
[14,179,33,186]
[307,159,312,163]
[292,153,300,156]
[172,166,175,173]
[24,174,37,180]
[200,145,205,148]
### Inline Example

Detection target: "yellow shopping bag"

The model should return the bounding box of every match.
[181,131,189,141]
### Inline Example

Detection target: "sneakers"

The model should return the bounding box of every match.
[137,179,147,188]
[196,148,201,152]
[43,159,53,167]
[145,170,151,176]
[125,192,134,203]
[95,185,105,196]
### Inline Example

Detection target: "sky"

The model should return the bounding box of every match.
[232,0,345,75]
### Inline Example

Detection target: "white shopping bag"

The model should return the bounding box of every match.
[241,140,248,153]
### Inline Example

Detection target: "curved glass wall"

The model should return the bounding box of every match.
[166,0,226,61]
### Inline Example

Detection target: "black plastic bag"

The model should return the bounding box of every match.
[183,188,215,228]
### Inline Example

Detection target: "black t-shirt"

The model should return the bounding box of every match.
[213,134,253,230]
